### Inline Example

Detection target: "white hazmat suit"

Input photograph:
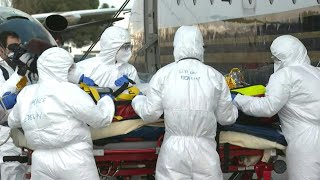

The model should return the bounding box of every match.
[0,59,27,180]
[68,26,140,90]
[132,26,238,180]
[8,47,115,180]
[234,35,320,180]
[0,60,21,95]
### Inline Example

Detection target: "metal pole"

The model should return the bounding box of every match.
[143,0,160,74]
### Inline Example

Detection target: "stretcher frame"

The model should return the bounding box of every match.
[5,133,286,180]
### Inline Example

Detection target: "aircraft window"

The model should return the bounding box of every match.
[7,16,28,20]
[269,0,274,4]
[221,0,232,5]
[0,18,56,55]
[176,0,216,5]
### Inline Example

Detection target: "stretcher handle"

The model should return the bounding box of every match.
[3,156,28,163]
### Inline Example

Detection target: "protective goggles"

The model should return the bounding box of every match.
[271,55,281,62]
[120,43,133,51]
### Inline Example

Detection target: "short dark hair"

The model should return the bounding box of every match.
[0,31,20,48]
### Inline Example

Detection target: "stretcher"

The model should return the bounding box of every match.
[5,119,287,180]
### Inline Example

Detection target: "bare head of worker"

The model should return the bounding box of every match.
[270,35,310,72]
[37,47,74,83]
[173,26,204,62]
[0,31,21,60]
[99,26,132,65]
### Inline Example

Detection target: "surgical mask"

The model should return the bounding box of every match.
[115,45,132,64]
[272,55,283,72]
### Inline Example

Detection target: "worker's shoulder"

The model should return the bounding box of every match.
[156,62,176,73]
[76,57,99,68]
[18,84,38,96]
[202,65,225,79]
[59,82,86,95]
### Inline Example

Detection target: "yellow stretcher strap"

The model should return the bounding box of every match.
[16,76,28,92]
[114,116,124,121]
[231,85,266,96]
[80,83,100,102]
[114,86,140,101]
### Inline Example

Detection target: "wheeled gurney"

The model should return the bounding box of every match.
[6,118,287,180]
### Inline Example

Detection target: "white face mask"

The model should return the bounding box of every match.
[272,55,284,72]
[115,47,132,64]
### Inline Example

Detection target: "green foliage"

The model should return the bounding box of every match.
[12,0,112,47]
[100,3,109,9]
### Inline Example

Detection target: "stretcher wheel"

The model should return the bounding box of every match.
[273,160,286,174]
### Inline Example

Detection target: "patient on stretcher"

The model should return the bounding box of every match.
[11,68,287,153]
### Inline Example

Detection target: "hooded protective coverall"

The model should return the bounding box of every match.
[0,60,22,95]
[8,47,115,180]
[0,59,27,180]
[132,26,238,180]
[234,35,320,180]
[68,26,140,90]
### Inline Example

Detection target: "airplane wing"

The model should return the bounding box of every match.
[32,7,130,25]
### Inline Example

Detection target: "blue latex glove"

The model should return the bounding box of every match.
[231,93,237,100]
[79,74,95,86]
[115,75,129,87]
[1,92,17,110]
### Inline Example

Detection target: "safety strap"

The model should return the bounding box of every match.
[112,82,130,98]
[80,83,101,103]
[115,86,140,101]
[178,57,201,62]
[0,65,9,80]
[112,76,138,97]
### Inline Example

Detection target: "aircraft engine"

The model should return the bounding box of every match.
[44,15,68,32]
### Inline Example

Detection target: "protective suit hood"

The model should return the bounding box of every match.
[98,26,131,65]
[37,47,73,83]
[271,35,310,72]
[173,26,204,62]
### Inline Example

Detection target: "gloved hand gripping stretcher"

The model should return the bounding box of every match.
[6,70,287,180]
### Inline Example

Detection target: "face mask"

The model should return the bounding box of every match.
[115,48,132,64]
[272,56,283,72]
